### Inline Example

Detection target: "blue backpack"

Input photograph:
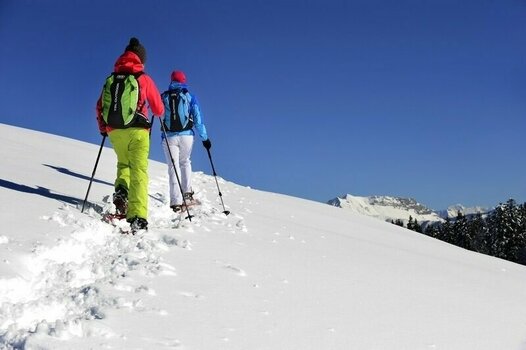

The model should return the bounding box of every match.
[163,88,194,132]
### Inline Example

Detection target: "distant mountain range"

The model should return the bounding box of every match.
[327,194,490,226]
[436,204,490,221]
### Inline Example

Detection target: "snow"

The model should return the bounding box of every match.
[1,123,526,349]
[329,194,444,225]
[439,204,490,219]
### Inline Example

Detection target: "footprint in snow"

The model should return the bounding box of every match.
[215,260,247,277]
[179,291,204,299]
[224,264,246,276]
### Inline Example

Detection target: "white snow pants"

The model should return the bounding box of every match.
[162,135,194,206]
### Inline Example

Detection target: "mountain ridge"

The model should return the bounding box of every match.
[328,194,490,225]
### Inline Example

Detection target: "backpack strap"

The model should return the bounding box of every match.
[121,71,148,126]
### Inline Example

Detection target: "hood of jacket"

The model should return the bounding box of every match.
[114,51,144,73]
[168,81,188,91]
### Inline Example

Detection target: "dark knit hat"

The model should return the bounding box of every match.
[125,37,146,64]
[171,70,187,83]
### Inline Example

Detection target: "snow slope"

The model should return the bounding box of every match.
[1,123,526,350]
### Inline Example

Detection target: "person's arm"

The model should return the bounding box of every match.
[144,75,164,117]
[191,96,208,141]
[96,95,107,135]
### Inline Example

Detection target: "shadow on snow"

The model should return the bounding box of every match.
[43,164,113,187]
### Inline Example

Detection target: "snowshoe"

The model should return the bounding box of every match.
[102,212,126,223]
[171,205,183,213]
[128,217,148,234]
[113,186,128,215]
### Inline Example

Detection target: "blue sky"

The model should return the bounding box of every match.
[1,0,525,210]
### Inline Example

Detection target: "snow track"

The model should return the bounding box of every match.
[0,174,237,349]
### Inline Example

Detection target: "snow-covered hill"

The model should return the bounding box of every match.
[328,194,444,225]
[2,123,526,349]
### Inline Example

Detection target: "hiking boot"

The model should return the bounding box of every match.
[171,205,183,213]
[183,192,194,201]
[113,186,128,215]
[128,217,148,232]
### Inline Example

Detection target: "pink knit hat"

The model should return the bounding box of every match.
[171,70,187,83]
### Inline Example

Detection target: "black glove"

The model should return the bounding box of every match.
[101,132,108,137]
[202,139,212,150]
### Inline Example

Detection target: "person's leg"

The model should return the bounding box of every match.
[178,135,194,195]
[108,129,131,192]
[162,136,182,206]
[126,128,150,221]
[108,130,131,213]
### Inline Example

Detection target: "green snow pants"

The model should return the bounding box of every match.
[108,128,150,220]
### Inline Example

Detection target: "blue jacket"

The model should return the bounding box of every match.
[161,82,208,141]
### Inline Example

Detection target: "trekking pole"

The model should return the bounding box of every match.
[205,147,230,216]
[160,121,193,221]
[149,115,155,139]
[81,135,106,213]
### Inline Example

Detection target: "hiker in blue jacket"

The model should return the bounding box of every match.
[161,70,211,212]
